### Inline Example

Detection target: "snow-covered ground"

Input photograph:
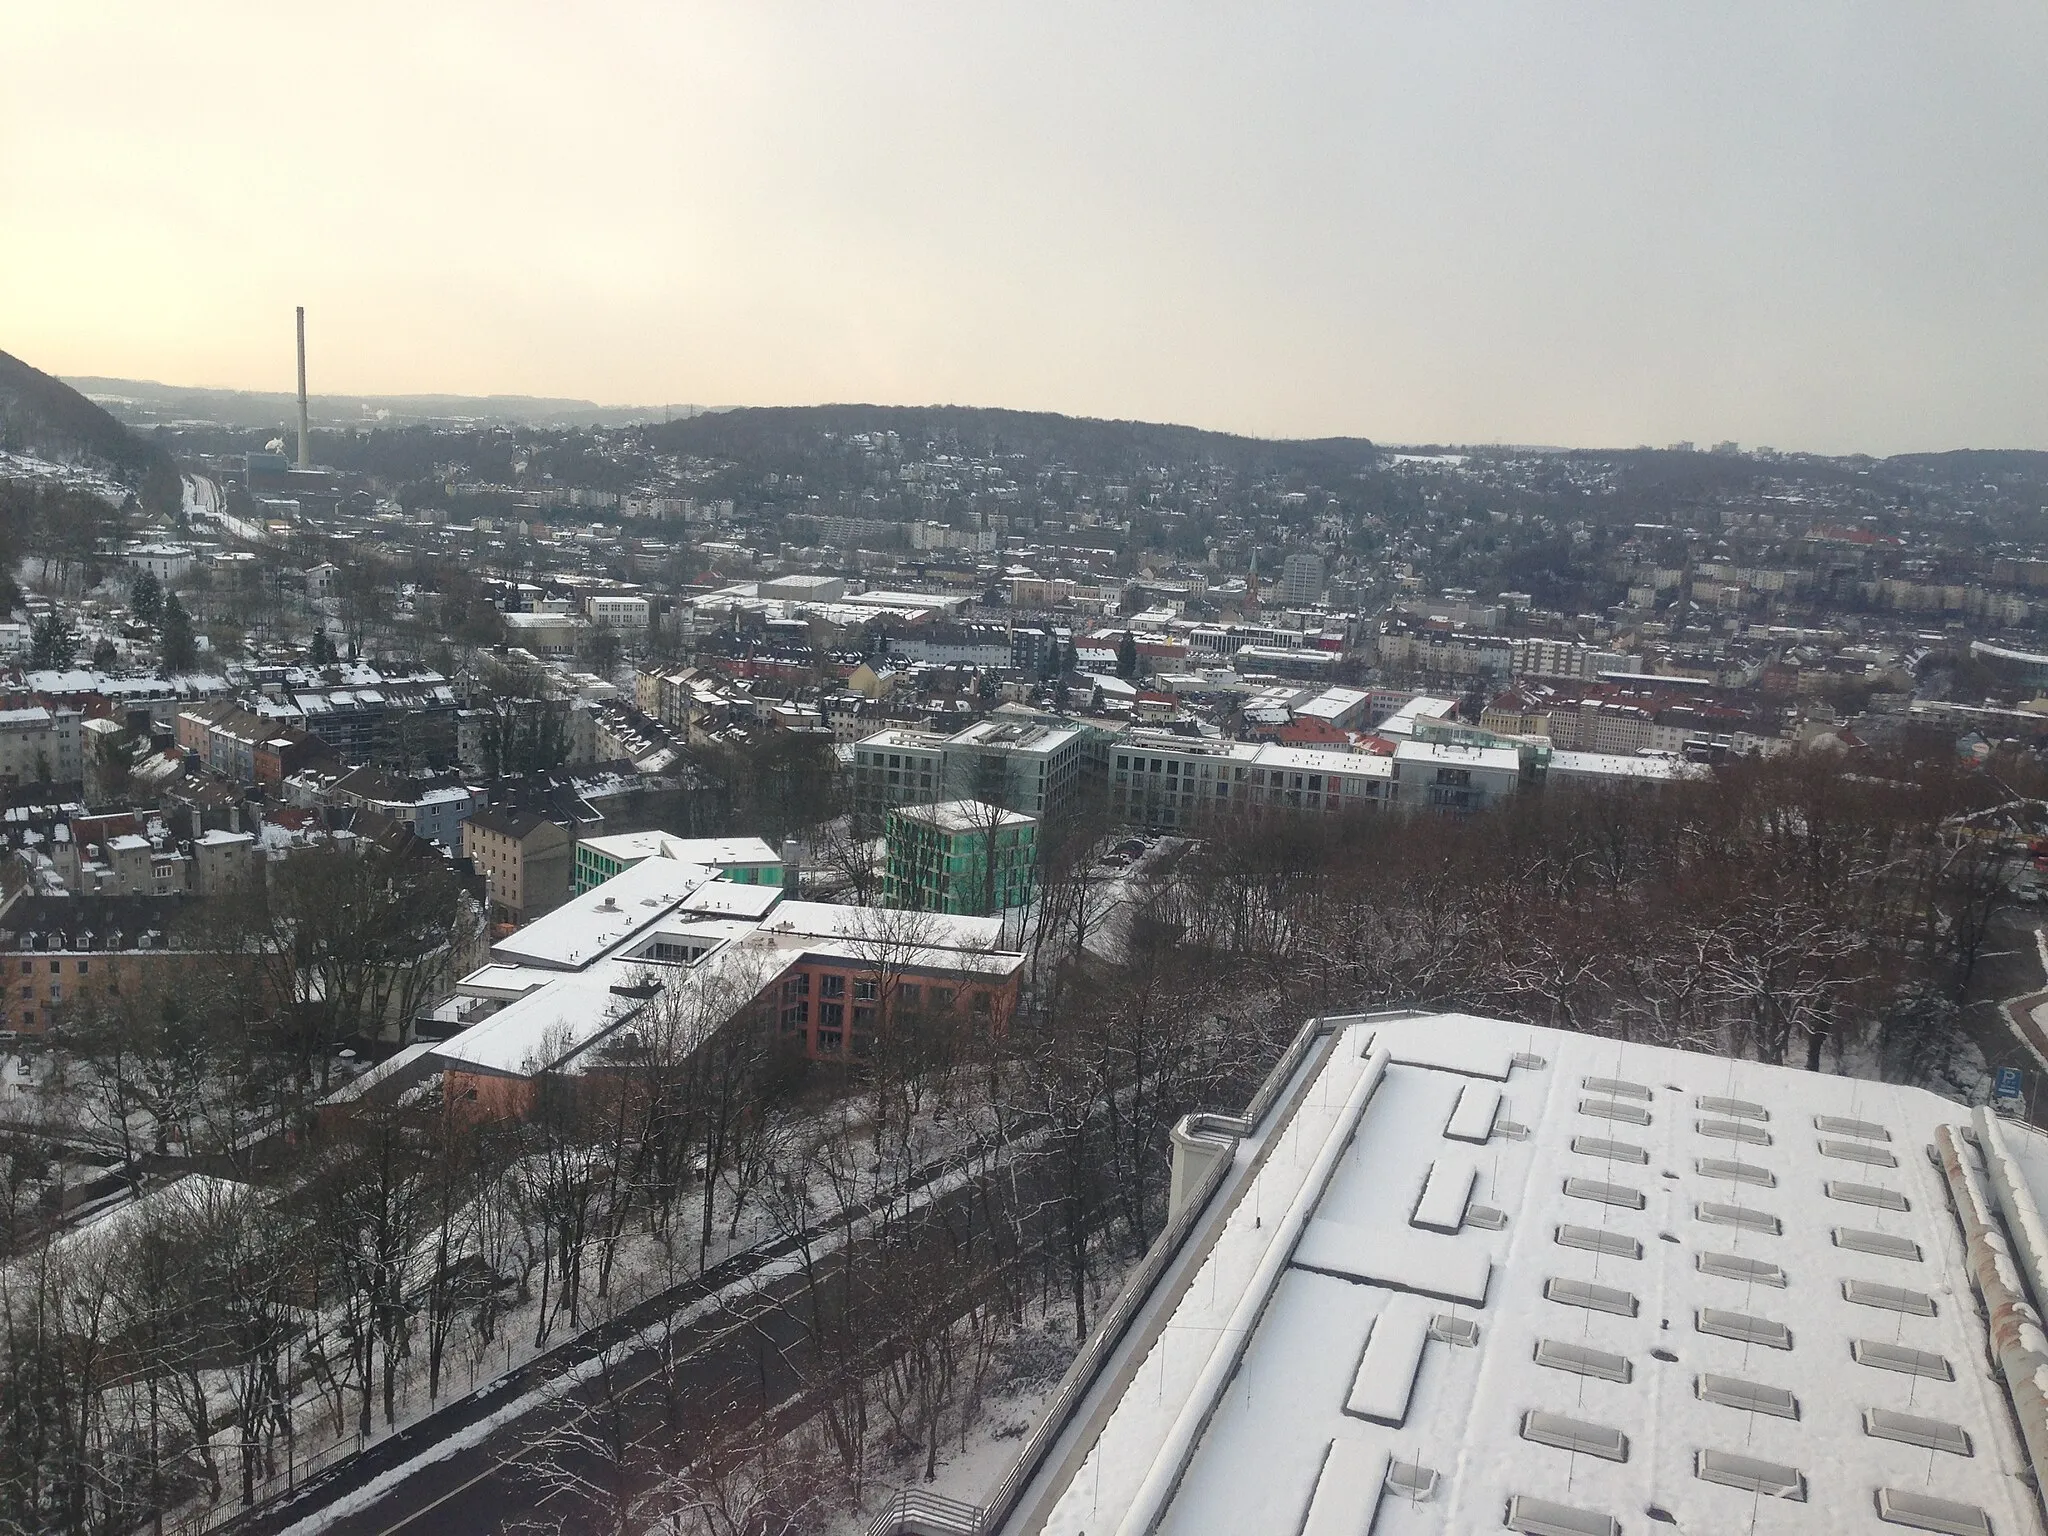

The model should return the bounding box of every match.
[0,448,128,503]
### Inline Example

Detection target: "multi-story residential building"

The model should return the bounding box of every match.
[883,801,1037,915]
[1391,739,1522,812]
[0,895,212,1035]
[572,832,783,895]
[851,728,949,820]
[1109,735,1394,827]
[1279,551,1326,606]
[323,767,479,850]
[850,719,1087,824]
[0,706,82,787]
[585,594,651,628]
[462,808,573,924]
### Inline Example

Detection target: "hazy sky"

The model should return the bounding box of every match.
[5,4,2044,452]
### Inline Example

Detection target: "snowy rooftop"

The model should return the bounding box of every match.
[579,831,781,867]
[995,1013,2046,1536]
[1550,750,1714,783]
[891,799,1037,833]
[487,855,727,970]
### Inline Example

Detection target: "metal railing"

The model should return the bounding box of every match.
[865,1489,985,1536]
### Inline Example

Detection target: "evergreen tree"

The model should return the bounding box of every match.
[27,611,77,671]
[159,593,197,674]
[1116,628,1138,680]
[90,636,118,671]
[128,569,164,624]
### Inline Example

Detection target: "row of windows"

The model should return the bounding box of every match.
[18,959,88,975]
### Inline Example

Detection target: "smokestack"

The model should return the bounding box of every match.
[295,306,311,471]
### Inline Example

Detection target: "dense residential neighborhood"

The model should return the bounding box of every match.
[8,368,2048,1535]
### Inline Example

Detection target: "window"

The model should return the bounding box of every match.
[783,974,810,1000]
[853,1005,877,1028]
[15,961,26,975]
[820,1002,845,1029]
[780,1001,808,1030]
[17,987,29,1001]
[75,961,87,975]
[820,973,846,999]
[933,987,956,1010]
[854,978,878,1001]
[900,983,923,1006]
[819,1030,844,1052]
[48,961,59,974]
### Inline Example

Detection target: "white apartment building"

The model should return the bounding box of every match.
[584,594,651,629]
[0,706,82,786]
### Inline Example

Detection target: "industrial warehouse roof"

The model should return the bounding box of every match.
[989,1014,2048,1536]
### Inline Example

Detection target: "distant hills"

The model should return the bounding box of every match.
[68,376,682,432]
[646,403,1380,478]
[1,350,180,513]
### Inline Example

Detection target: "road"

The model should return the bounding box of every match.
[223,1149,1047,1536]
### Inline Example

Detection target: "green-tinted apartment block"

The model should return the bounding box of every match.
[883,800,1037,915]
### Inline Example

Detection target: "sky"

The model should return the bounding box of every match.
[3,3,2044,454]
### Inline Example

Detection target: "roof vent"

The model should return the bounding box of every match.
[1696,1095,1768,1121]
[1843,1279,1936,1316]
[1821,1138,1898,1168]
[1697,1117,1771,1145]
[1873,1488,1990,1535]
[1696,1202,1781,1235]
[1504,1494,1619,1536]
[1557,1224,1641,1260]
[1835,1227,1921,1261]
[1697,1252,1787,1287]
[1826,1180,1908,1211]
[1579,1098,1651,1126]
[1535,1338,1631,1383]
[1545,1277,1638,1317]
[1521,1410,1628,1462]
[1385,1460,1439,1501]
[1428,1314,1480,1348]
[1696,1308,1791,1349]
[1816,1114,1890,1141]
[1581,1076,1651,1100]
[1864,1409,1971,1457]
[1696,1448,1805,1500]
[1852,1340,1952,1379]
[1564,1177,1645,1210]
[1571,1135,1648,1164]
[1697,1373,1797,1418]
[1695,1157,1775,1187]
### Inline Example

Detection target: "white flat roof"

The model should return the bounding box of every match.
[488,855,725,970]
[892,799,1037,832]
[1549,750,1711,782]
[579,831,781,867]
[1393,739,1522,772]
[1003,1013,2042,1536]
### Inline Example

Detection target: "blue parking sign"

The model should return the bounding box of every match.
[1996,1067,2025,1102]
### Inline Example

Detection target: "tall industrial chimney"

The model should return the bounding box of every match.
[295,306,311,471]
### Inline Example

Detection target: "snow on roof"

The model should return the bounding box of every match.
[1002,1013,2043,1536]
[1549,750,1712,783]
[580,831,781,867]
[431,970,647,1077]
[1392,738,1522,772]
[754,900,1012,963]
[892,799,1037,833]
[488,855,723,970]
